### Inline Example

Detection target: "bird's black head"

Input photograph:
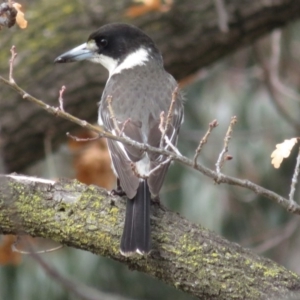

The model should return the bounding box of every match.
[88,23,160,60]
[55,23,163,76]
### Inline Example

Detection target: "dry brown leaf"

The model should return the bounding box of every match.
[12,3,27,29]
[68,129,116,189]
[125,0,172,18]
[271,138,298,168]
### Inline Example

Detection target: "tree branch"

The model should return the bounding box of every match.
[1,75,300,217]
[0,174,299,300]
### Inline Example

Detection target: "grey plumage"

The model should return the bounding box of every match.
[54,23,184,255]
[101,63,183,198]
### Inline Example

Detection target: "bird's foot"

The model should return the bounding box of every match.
[111,188,126,197]
[151,195,160,204]
[111,179,126,197]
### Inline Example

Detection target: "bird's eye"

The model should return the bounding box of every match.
[99,38,108,47]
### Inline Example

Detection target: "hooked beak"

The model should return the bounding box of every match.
[54,43,93,63]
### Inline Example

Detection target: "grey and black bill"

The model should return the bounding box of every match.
[55,23,184,256]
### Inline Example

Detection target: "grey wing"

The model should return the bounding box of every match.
[106,139,139,199]
[100,70,183,198]
[100,90,144,199]
[147,83,184,196]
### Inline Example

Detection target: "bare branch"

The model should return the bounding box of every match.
[193,119,218,166]
[119,118,131,137]
[9,45,17,84]
[106,95,122,136]
[157,88,182,156]
[213,0,229,32]
[216,116,237,175]
[66,132,101,142]
[26,241,129,300]
[12,236,63,254]
[2,74,300,215]
[159,111,166,148]
[253,44,300,132]
[147,157,172,177]
[159,87,178,148]
[270,30,300,104]
[253,217,299,254]
[163,134,182,156]
[106,96,131,140]
[58,85,66,112]
[289,145,300,203]
[166,87,178,129]
[131,157,172,180]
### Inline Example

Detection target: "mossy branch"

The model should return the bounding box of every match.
[0,174,299,300]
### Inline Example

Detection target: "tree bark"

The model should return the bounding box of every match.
[0,174,299,300]
[1,0,300,172]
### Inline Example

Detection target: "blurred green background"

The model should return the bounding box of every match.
[1,0,300,299]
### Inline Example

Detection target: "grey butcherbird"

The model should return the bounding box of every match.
[55,23,184,256]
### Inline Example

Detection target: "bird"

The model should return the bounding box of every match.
[55,23,184,256]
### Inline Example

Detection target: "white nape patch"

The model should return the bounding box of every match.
[87,45,149,79]
[135,155,150,176]
[112,48,149,76]
[8,175,55,185]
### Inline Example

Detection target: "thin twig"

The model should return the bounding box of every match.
[166,87,178,128]
[26,242,123,300]
[106,95,121,135]
[159,87,178,148]
[216,116,237,174]
[3,73,300,215]
[289,145,300,203]
[159,111,165,148]
[2,48,300,215]
[158,87,181,155]
[253,44,300,132]
[213,0,229,33]
[58,85,66,112]
[163,135,182,155]
[270,30,300,104]
[147,157,172,177]
[119,118,131,137]
[66,132,101,142]
[131,157,172,179]
[12,236,63,254]
[9,45,17,84]
[193,119,218,166]
[253,217,299,254]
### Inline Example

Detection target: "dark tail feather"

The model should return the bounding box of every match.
[120,180,151,256]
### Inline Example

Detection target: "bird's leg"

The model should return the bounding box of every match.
[151,195,160,204]
[111,178,126,196]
